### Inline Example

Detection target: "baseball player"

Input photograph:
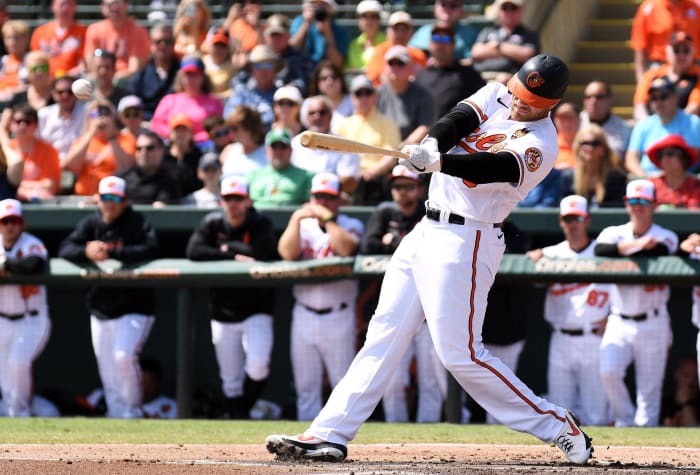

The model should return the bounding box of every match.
[185,175,278,419]
[267,54,593,464]
[679,233,700,390]
[277,172,364,421]
[595,179,679,427]
[0,199,50,417]
[527,195,611,425]
[58,176,159,418]
[363,165,446,423]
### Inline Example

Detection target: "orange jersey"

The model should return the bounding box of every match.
[30,21,88,76]
[13,139,61,191]
[365,41,427,87]
[229,19,261,54]
[630,0,700,62]
[73,132,135,196]
[84,18,150,73]
[634,63,700,107]
[0,54,24,90]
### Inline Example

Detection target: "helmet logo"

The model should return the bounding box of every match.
[526,72,545,89]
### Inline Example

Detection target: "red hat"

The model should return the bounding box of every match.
[646,134,698,169]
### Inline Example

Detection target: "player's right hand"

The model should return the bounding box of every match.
[399,145,441,174]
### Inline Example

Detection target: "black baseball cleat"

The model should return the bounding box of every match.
[265,434,347,462]
[554,410,593,464]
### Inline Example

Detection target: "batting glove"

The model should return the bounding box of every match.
[399,145,441,174]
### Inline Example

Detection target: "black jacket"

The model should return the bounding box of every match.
[362,200,425,255]
[58,206,159,319]
[186,207,277,322]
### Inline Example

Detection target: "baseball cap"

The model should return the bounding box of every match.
[198,152,222,170]
[648,76,675,95]
[303,0,337,11]
[169,112,193,130]
[273,85,303,104]
[311,172,340,196]
[625,179,655,201]
[180,56,205,74]
[266,14,290,35]
[350,75,375,93]
[385,45,411,64]
[388,11,412,27]
[98,176,126,198]
[646,133,698,169]
[669,31,693,47]
[220,175,249,197]
[390,164,420,182]
[117,95,142,113]
[357,0,382,15]
[559,195,588,217]
[0,198,22,220]
[493,0,523,10]
[207,27,230,46]
[265,127,292,146]
[249,45,279,64]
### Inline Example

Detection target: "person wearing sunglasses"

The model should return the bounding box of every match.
[6,51,54,111]
[625,76,700,178]
[117,95,146,139]
[646,134,700,209]
[202,115,234,154]
[0,198,51,417]
[272,85,304,137]
[309,60,352,122]
[579,80,630,161]
[634,31,700,123]
[29,0,87,77]
[526,195,612,426]
[186,175,277,419]
[58,175,159,419]
[595,179,679,428]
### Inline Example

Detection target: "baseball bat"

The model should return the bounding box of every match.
[300,131,409,159]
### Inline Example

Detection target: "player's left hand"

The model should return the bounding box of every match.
[399,145,441,174]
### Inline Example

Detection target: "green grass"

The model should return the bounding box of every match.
[1,419,700,447]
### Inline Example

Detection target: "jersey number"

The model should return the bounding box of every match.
[643,285,665,292]
[586,290,609,308]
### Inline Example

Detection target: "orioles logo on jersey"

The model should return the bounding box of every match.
[524,147,543,172]
[526,72,545,89]
[511,128,531,139]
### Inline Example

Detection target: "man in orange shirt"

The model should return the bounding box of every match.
[631,0,700,83]
[30,0,87,77]
[84,0,150,82]
[224,0,263,55]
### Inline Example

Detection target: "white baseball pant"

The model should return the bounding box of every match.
[482,340,525,424]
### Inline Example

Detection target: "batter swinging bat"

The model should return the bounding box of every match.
[300,131,409,159]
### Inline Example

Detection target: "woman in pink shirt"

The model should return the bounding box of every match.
[150,55,223,144]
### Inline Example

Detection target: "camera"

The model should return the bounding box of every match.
[314,6,327,22]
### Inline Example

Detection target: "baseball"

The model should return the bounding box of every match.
[71,78,94,100]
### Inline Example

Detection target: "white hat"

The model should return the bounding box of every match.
[221,175,249,197]
[311,172,340,196]
[273,85,303,104]
[0,199,22,220]
[390,164,420,182]
[388,11,412,27]
[559,195,588,217]
[350,75,375,93]
[625,179,655,201]
[304,0,337,11]
[385,45,411,64]
[493,0,524,9]
[356,0,382,15]
[98,176,126,197]
[117,95,143,113]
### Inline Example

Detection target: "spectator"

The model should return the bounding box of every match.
[635,31,700,122]
[220,105,267,178]
[0,21,30,103]
[224,45,282,131]
[345,0,385,74]
[263,14,314,96]
[289,0,349,69]
[140,358,177,419]
[552,102,581,171]
[365,11,427,88]
[90,48,129,110]
[202,115,234,155]
[0,199,51,417]
[579,80,631,160]
[182,152,221,208]
[64,99,135,197]
[0,0,8,57]
[561,124,627,208]
[6,51,54,110]
[376,45,435,147]
[414,25,485,118]
[126,22,179,121]
[595,179,679,427]
[646,134,700,209]
[630,0,700,83]
[37,75,87,164]
[272,85,304,137]
[58,176,159,419]
[29,0,87,77]
[277,172,363,420]
[335,75,401,205]
[625,77,700,178]
[202,27,238,100]
[186,175,277,418]
[0,141,22,200]
[119,130,181,206]
[162,115,201,197]
[410,0,478,63]
[526,195,611,426]
[173,0,210,58]
[117,95,146,138]
[471,0,539,84]
[224,0,264,57]
[291,95,360,195]
[150,55,224,145]
[248,128,313,206]
[308,60,352,125]
[84,0,150,83]
[1,104,60,202]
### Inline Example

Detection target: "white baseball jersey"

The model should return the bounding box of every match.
[429,82,559,224]
[291,136,360,179]
[542,240,611,329]
[0,232,48,315]
[293,214,364,309]
[595,223,678,315]
[690,252,700,328]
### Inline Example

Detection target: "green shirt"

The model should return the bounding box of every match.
[345,31,387,73]
[248,165,314,206]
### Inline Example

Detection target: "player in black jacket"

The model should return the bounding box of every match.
[186,175,277,419]
[58,176,159,418]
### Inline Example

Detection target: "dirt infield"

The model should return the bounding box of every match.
[0,443,698,474]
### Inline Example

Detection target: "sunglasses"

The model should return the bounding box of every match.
[319,74,339,82]
[222,194,245,202]
[584,93,608,100]
[673,47,691,55]
[626,197,652,206]
[307,109,329,117]
[312,192,337,200]
[211,128,231,139]
[561,215,585,223]
[253,61,276,71]
[275,99,297,107]
[354,89,374,97]
[388,59,407,67]
[54,88,73,96]
[649,93,669,102]
[440,2,461,9]
[136,144,158,152]
[30,64,49,74]
[270,142,290,150]
[501,3,520,11]
[360,13,380,20]
[431,34,453,44]
[580,140,603,147]
[122,108,141,118]
[12,118,35,125]
[391,183,417,191]
[658,148,684,158]
[0,216,23,226]
[94,48,116,59]
[152,38,173,46]
[100,194,123,203]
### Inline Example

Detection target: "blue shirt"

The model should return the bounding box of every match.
[409,23,478,60]
[224,75,276,131]
[290,16,350,65]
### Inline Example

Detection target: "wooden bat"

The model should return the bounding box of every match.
[300,131,409,159]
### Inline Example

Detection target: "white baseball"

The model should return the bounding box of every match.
[71,78,94,100]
